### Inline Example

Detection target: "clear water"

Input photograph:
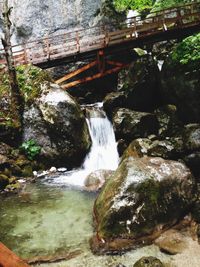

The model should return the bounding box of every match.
[0,183,95,261]
[0,104,172,266]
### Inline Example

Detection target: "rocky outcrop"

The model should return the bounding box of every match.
[1,0,103,44]
[91,156,196,254]
[160,50,200,124]
[112,108,159,144]
[154,105,183,138]
[23,83,91,168]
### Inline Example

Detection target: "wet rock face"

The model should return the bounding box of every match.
[160,55,200,124]
[103,92,127,118]
[92,156,196,254]
[3,0,103,43]
[133,257,164,267]
[155,105,183,138]
[112,108,159,144]
[23,83,91,168]
[118,56,162,112]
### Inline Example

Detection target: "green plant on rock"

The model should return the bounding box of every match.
[171,33,200,65]
[20,139,41,160]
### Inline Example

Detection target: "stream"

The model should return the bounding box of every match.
[0,103,171,266]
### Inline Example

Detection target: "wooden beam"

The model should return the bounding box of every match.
[0,242,30,267]
[107,60,124,67]
[62,64,129,89]
[55,60,97,84]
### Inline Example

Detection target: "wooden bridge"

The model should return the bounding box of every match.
[0,2,200,89]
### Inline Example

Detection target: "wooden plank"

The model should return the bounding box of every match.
[0,242,30,267]
[55,60,97,84]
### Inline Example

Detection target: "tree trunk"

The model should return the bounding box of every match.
[1,0,24,133]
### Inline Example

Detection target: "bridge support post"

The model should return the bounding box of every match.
[97,50,105,74]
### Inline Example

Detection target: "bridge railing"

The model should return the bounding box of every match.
[0,1,200,68]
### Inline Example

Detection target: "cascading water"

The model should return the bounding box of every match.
[45,103,119,187]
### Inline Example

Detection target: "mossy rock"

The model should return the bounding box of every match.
[5,182,20,192]
[21,165,33,177]
[92,156,196,254]
[133,257,164,267]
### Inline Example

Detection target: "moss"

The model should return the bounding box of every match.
[21,165,33,177]
[0,65,52,127]
[5,182,20,191]
[136,178,160,205]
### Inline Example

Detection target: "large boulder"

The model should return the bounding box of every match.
[121,137,184,161]
[23,83,91,168]
[91,156,196,254]
[112,108,159,144]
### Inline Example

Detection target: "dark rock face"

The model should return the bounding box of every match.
[23,83,91,168]
[91,156,196,254]
[154,105,183,138]
[119,56,162,112]
[112,108,159,144]
[103,92,127,118]
[133,257,164,267]
[160,56,200,124]
[183,124,200,177]
[183,124,200,152]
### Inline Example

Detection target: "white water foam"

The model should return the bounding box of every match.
[44,103,119,187]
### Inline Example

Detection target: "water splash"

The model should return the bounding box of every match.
[44,103,119,187]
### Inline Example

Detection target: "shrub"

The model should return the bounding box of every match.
[20,139,41,160]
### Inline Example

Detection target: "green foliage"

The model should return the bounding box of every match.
[152,0,191,11]
[20,139,41,160]
[114,0,192,12]
[171,33,200,65]
[114,0,155,11]
[16,65,51,104]
[0,65,51,125]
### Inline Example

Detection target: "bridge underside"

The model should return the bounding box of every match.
[53,23,200,90]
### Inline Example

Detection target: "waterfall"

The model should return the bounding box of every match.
[45,103,119,187]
